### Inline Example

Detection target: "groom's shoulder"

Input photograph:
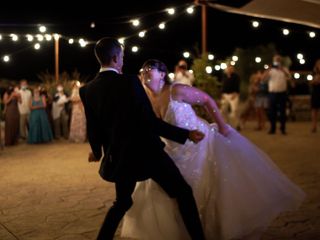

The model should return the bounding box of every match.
[123,74,141,86]
[116,74,140,90]
[122,73,139,81]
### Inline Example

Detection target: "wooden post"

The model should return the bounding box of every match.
[54,36,59,83]
[201,3,207,55]
[195,0,207,55]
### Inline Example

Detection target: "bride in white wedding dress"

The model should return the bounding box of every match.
[121,59,306,240]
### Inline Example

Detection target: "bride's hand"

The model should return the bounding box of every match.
[188,130,205,143]
[219,124,230,137]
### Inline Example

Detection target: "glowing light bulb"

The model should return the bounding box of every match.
[39,25,46,33]
[252,21,259,28]
[186,7,194,14]
[282,29,290,35]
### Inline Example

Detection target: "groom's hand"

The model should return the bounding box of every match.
[188,130,205,143]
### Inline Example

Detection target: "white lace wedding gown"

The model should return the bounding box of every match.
[121,93,306,240]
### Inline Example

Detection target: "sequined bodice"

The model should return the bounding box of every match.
[163,97,215,135]
[164,99,198,130]
[161,95,218,190]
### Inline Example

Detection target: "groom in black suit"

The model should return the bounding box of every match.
[80,37,206,240]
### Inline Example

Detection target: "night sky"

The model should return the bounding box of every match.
[0,0,319,82]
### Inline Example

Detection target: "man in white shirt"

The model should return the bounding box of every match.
[52,84,70,139]
[220,64,241,130]
[264,55,293,135]
[18,79,32,139]
[174,60,195,86]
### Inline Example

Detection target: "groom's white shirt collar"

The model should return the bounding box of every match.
[100,67,119,74]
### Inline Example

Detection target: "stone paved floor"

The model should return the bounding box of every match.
[0,121,319,240]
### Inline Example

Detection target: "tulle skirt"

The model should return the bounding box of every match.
[121,125,306,240]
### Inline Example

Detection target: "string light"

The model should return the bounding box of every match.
[186,6,194,14]
[1,5,197,66]
[10,34,18,41]
[132,46,139,52]
[3,55,10,62]
[36,34,44,41]
[294,73,300,79]
[309,31,316,38]
[252,21,260,28]
[39,25,46,33]
[34,43,41,50]
[232,56,238,61]
[118,38,125,45]
[79,38,87,47]
[167,8,175,15]
[205,66,213,74]
[1,4,194,64]
[158,22,166,29]
[131,19,140,27]
[214,65,221,71]
[138,31,146,38]
[220,63,227,70]
[282,28,290,35]
[0,4,318,72]
[53,34,60,40]
[26,34,34,42]
[255,57,262,63]
[297,53,304,59]
[208,54,214,60]
[307,74,313,81]
[183,51,190,58]
[45,34,52,41]
[299,59,306,64]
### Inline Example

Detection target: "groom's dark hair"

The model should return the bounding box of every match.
[94,37,123,66]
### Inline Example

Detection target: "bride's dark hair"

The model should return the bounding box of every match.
[141,59,171,84]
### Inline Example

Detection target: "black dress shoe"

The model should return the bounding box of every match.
[281,130,287,135]
[268,130,275,134]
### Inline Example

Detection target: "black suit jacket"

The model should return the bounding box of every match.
[80,70,189,182]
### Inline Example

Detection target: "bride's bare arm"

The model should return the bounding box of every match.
[172,84,229,136]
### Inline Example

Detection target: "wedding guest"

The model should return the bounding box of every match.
[40,86,54,133]
[174,59,195,86]
[18,79,32,140]
[220,64,241,130]
[69,81,86,142]
[263,54,293,135]
[254,70,269,130]
[3,85,21,146]
[28,87,53,144]
[52,84,69,139]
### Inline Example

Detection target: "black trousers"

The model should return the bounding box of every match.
[268,92,287,132]
[96,152,205,240]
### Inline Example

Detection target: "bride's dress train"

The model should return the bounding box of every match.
[121,97,306,240]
